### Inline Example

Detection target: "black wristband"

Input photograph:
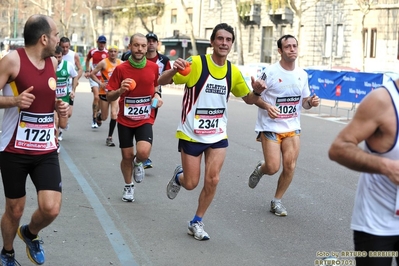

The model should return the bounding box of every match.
[253,91,261,96]
[154,91,162,98]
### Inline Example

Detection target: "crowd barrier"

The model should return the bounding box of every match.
[304,69,391,119]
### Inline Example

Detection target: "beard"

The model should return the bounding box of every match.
[131,53,145,61]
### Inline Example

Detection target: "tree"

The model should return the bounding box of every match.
[232,0,244,65]
[181,0,197,56]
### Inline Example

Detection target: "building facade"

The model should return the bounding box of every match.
[1,0,398,73]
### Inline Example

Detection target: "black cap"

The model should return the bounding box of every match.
[146,33,158,41]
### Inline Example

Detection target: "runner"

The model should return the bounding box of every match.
[0,14,68,265]
[84,35,108,128]
[90,45,122,147]
[142,32,172,169]
[248,34,320,217]
[158,23,266,240]
[106,33,163,202]
[54,45,78,142]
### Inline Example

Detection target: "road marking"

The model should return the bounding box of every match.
[60,149,139,266]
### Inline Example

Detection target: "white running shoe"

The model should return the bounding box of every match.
[122,185,135,202]
[188,221,210,240]
[166,165,183,199]
[133,162,145,183]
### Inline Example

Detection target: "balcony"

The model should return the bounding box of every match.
[268,7,294,25]
[239,2,261,27]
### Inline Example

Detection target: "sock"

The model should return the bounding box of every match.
[125,183,134,187]
[24,225,37,240]
[190,215,202,225]
[134,157,141,165]
[1,248,14,256]
[108,119,116,136]
[174,171,182,186]
[273,198,281,203]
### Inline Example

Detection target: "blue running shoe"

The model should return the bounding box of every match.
[17,225,45,265]
[1,252,21,266]
[143,158,153,169]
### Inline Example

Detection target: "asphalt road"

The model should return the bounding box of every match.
[0,79,367,266]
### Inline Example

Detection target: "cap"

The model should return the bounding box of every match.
[97,35,107,43]
[146,33,158,42]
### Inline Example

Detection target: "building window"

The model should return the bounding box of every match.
[324,24,332,57]
[187,8,193,22]
[370,28,377,58]
[261,26,273,63]
[248,26,254,53]
[171,9,177,24]
[335,24,344,57]
[363,28,368,58]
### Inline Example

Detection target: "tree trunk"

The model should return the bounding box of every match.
[232,0,244,65]
[180,0,197,56]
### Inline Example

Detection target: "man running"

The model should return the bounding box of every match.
[0,14,69,265]
[158,23,266,240]
[107,33,163,202]
[84,35,108,128]
[142,32,172,169]
[54,45,78,141]
[90,45,122,147]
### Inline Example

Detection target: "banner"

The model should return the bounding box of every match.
[305,69,384,104]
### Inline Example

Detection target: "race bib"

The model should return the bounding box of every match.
[124,96,151,120]
[15,111,56,151]
[276,96,300,119]
[56,86,67,97]
[193,108,225,135]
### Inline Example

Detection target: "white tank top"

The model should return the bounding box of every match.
[351,79,399,235]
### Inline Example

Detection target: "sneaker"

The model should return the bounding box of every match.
[1,252,21,266]
[17,224,45,265]
[270,200,288,216]
[64,122,70,131]
[57,131,63,141]
[133,162,145,183]
[56,142,60,154]
[166,165,183,199]
[96,113,102,127]
[122,185,135,202]
[248,160,264,189]
[106,137,115,147]
[188,221,210,240]
[91,121,98,128]
[143,158,153,169]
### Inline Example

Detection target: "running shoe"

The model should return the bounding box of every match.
[248,160,264,189]
[270,200,288,216]
[122,185,135,202]
[188,221,210,241]
[106,137,115,147]
[166,165,183,199]
[143,158,153,169]
[1,252,21,266]
[57,131,63,141]
[64,122,70,131]
[17,224,45,265]
[91,121,98,129]
[133,162,145,183]
[96,113,102,127]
